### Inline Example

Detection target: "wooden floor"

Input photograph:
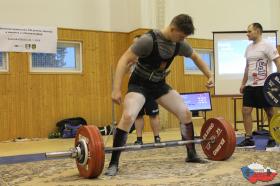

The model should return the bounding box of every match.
[1,125,280,186]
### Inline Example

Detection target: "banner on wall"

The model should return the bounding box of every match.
[0,24,57,53]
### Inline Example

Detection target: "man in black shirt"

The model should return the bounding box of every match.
[106,14,214,176]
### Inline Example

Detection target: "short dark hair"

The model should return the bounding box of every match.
[170,14,195,35]
[251,23,263,33]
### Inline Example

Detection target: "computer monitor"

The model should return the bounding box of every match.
[180,92,212,116]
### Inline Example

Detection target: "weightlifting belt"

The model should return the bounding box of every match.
[134,63,170,83]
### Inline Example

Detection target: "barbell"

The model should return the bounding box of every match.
[263,72,280,107]
[43,117,236,178]
[262,72,280,144]
[270,113,280,144]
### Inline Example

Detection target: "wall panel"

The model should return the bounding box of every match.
[0,28,278,141]
[0,28,128,141]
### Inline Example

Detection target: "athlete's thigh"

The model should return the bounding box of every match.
[156,90,187,115]
[123,92,146,119]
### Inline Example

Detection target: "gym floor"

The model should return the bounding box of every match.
[0,126,280,186]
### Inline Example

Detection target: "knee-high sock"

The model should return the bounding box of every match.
[180,122,196,152]
[109,128,128,165]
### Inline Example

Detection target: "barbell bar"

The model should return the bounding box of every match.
[46,138,211,158]
[46,117,236,178]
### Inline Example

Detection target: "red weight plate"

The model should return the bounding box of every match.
[75,125,105,178]
[216,117,236,159]
[200,117,236,161]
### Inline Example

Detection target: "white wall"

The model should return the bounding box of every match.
[0,0,279,40]
[110,0,141,32]
[164,0,280,41]
[270,0,280,37]
[0,0,142,32]
[140,0,157,29]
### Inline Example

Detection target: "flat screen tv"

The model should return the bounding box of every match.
[180,92,212,116]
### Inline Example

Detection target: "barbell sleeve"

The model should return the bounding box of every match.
[46,148,78,159]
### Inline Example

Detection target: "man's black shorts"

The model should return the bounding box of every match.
[243,86,272,108]
[138,98,159,116]
[127,74,172,100]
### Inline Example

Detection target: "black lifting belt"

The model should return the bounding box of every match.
[134,63,170,83]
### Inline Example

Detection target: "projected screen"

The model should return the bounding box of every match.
[213,31,277,95]
[180,92,212,111]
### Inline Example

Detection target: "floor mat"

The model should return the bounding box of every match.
[236,130,277,150]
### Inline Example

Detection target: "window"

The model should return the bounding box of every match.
[0,52,8,72]
[184,49,213,75]
[30,41,82,73]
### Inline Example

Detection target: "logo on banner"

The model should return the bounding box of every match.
[241,162,277,183]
